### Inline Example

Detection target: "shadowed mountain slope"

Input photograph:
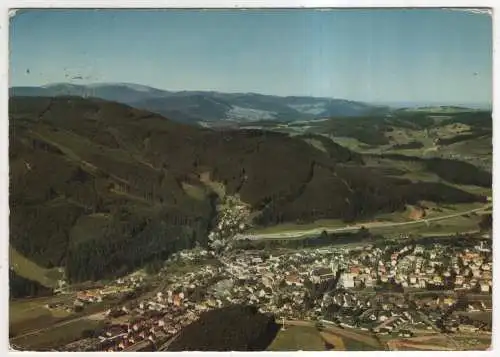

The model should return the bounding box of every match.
[9,96,485,281]
[167,305,280,351]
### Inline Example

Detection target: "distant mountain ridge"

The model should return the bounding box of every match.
[10,83,389,124]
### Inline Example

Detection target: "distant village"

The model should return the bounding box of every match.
[46,194,491,351]
[58,233,492,351]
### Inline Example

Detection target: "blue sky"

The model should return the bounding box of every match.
[9,9,492,105]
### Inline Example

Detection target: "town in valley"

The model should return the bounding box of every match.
[9,8,493,352]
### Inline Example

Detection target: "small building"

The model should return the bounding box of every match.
[459,324,479,333]
[455,275,464,285]
[480,282,490,293]
[285,273,303,287]
[339,273,355,288]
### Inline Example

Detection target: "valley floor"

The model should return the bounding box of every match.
[244,202,491,240]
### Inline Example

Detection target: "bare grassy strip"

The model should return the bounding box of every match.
[10,294,78,337]
[285,320,379,346]
[12,318,103,350]
[181,182,207,200]
[389,340,453,351]
[319,331,346,350]
[267,326,325,351]
[322,325,381,349]
[199,171,226,198]
[9,246,62,288]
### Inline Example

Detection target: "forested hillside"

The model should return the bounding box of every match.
[9,96,486,282]
[167,305,279,351]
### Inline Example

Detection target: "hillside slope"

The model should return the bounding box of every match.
[9,96,485,282]
[238,110,492,172]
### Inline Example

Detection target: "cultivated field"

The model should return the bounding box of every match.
[267,326,325,351]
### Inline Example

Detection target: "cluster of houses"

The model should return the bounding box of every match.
[64,304,193,352]
[208,195,250,251]
[62,236,492,351]
[454,248,492,293]
[97,304,197,352]
[46,274,147,319]
[335,241,492,293]
[68,277,142,310]
[318,291,426,335]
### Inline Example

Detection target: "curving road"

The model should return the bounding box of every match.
[238,204,491,241]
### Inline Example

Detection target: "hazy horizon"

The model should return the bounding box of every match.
[9,80,492,110]
[10,9,492,106]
